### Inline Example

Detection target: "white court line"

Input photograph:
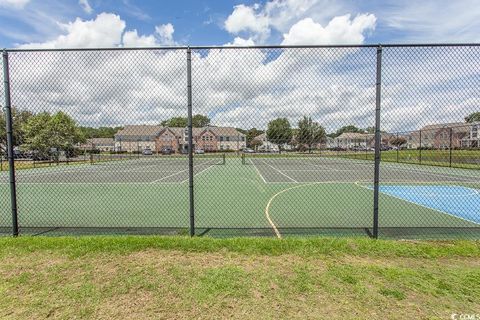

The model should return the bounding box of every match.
[280,169,358,172]
[263,180,370,185]
[382,165,479,182]
[180,164,217,183]
[11,182,184,185]
[250,159,267,184]
[14,168,182,176]
[46,170,180,174]
[260,160,298,183]
[129,162,188,172]
[150,159,217,184]
[354,181,480,226]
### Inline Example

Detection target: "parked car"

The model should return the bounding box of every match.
[243,148,255,153]
[22,150,51,161]
[161,147,173,155]
[195,148,205,154]
[142,148,153,155]
[351,146,367,151]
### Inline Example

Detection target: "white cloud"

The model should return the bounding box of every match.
[382,0,480,43]
[155,23,175,45]
[224,37,255,46]
[79,0,93,14]
[224,4,270,41]
[122,29,157,47]
[263,0,319,31]
[223,1,377,45]
[281,14,376,45]
[16,13,178,49]
[0,0,29,9]
[123,23,177,47]
[18,13,126,49]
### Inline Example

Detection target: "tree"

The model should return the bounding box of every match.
[465,112,480,123]
[161,116,187,127]
[79,126,122,138]
[245,128,264,147]
[297,117,326,153]
[390,136,407,148]
[364,126,375,134]
[0,107,34,152]
[266,118,292,153]
[192,114,211,127]
[160,114,210,128]
[22,111,85,156]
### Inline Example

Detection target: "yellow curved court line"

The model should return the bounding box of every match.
[265,183,318,239]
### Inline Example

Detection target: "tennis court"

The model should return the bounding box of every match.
[1,154,479,238]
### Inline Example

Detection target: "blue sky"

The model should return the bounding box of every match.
[0,0,479,48]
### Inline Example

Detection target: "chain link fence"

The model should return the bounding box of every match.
[1,45,479,238]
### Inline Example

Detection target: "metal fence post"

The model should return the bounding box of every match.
[187,47,195,237]
[2,50,19,237]
[419,129,422,164]
[449,127,453,167]
[372,45,382,239]
[396,133,399,163]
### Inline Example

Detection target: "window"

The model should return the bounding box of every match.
[220,136,224,141]
[241,136,245,141]
[472,126,478,139]
[225,136,230,142]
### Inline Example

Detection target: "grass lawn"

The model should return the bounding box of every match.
[1,236,479,319]
[341,149,480,169]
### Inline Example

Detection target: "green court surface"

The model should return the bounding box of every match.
[1,155,479,238]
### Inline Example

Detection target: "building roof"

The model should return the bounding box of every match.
[159,127,184,137]
[207,127,246,136]
[115,125,245,139]
[253,133,266,141]
[336,132,369,139]
[78,138,115,148]
[115,125,162,137]
[89,138,115,145]
[421,122,469,132]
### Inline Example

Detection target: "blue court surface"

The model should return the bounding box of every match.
[376,185,480,225]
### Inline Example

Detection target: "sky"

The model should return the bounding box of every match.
[1,0,480,48]
[0,0,479,132]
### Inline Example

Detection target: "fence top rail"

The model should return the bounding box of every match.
[4,43,480,52]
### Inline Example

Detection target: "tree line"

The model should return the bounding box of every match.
[0,108,123,156]
[1,109,479,154]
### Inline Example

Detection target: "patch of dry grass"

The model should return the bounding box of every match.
[1,237,479,319]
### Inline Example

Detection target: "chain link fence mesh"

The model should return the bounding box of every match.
[1,45,479,238]
[377,46,480,238]
[1,54,9,235]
